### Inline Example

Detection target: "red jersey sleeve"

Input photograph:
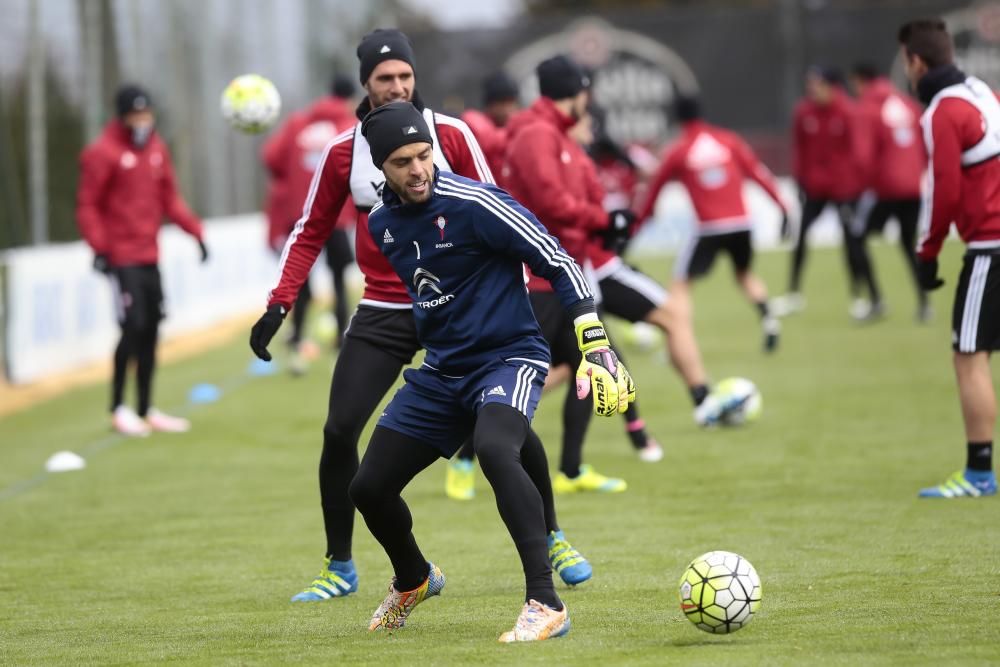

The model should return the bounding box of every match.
[917,98,968,261]
[159,147,203,240]
[506,125,607,231]
[731,134,787,212]
[75,145,114,254]
[434,114,495,184]
[268,132,353,308]
[635,143,681,223]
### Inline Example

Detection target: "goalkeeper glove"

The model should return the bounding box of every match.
[249,304,287,361]
[575,319,636,417]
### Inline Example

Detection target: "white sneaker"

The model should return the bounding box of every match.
[770,293,806,317]
[146,408,190,433]
[848,298,872,320]
[693,393,723,427]
[112,405,152,437]
[638,439,664,463]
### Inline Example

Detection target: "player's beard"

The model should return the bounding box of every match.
[389,170,432,205]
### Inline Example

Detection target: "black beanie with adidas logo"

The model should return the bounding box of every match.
[357,28,416,85]
[361,101,433,168]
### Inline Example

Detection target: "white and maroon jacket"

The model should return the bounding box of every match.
[267,97,493,309]
[916,71,1000,261]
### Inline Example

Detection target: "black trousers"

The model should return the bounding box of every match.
[790,198,880,302]
[109,265,163,416]
[289,228,354,346]
[863,198,926,308]
[350,405,561,609]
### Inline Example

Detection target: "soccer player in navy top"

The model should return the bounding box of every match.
[346,101,635,642]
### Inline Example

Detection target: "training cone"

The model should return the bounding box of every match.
[45,451,86,473]
[248,357,278,376]
[189,383,221,404]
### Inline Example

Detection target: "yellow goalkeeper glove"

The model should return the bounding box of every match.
[575,319,636,417]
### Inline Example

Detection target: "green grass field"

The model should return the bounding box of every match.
[2,243,1000,666]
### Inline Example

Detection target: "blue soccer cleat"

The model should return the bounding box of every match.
[548,530,592,586]
[291,558,358,601]
[918,469,997,498]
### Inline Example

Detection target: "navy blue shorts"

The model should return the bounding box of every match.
[377,357,548,457]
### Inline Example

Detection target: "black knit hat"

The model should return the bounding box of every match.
[482,71,519,105]
[536,55,590,100]
[361,101,433,168]
[331,74,357,99]
[674,96,701,121]
[115,84,153,117]
[357,29,416,85]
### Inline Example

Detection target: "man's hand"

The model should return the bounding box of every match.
[917,258,945,291]
[93,254,111,274]
[198,240,209,263]
[574,319,636,416]
[602,209,638,255]
[249,304,287,361]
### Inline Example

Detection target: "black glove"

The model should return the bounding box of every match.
[198,240,209,263]
[602,209,638,254]
[779,212,792,242]
[916,258,945,291]
[93,254,111,274]
[249,304,287,361]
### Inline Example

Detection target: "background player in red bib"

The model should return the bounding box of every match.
[849,62,931,322]
[637,96,788,353]
[898,19,1000,498]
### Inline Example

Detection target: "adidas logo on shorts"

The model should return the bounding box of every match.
[487,385,507,397]
[383,229,394,244]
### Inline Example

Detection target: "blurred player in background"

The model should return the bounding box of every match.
[250,29,590,600]
[76,84,207,437]
[637,96,787,353]
[262,74,358,372]
[897,19,1000,498]
[850,63,931,322]
[502,55,628,492]
[461,71,521,175]
[351,101,632,640]
[776,67,881,320]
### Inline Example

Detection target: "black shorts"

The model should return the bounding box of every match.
[530,291,579,367]
[675,230,753,280]
[325,228,354,273]
[110,264,164,330]
[597,261,668,323]
[344,304,421,365]
[952,252,1000,354]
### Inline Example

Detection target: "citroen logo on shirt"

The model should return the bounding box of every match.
[413,267,443,297]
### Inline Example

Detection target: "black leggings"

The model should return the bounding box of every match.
[864,198,926,308]
[288,228,354,346]
[791,198,880,302]
[110,265,162,416]
[318,332,560,561]
[325,229,353,346]
[350,404,561,608]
